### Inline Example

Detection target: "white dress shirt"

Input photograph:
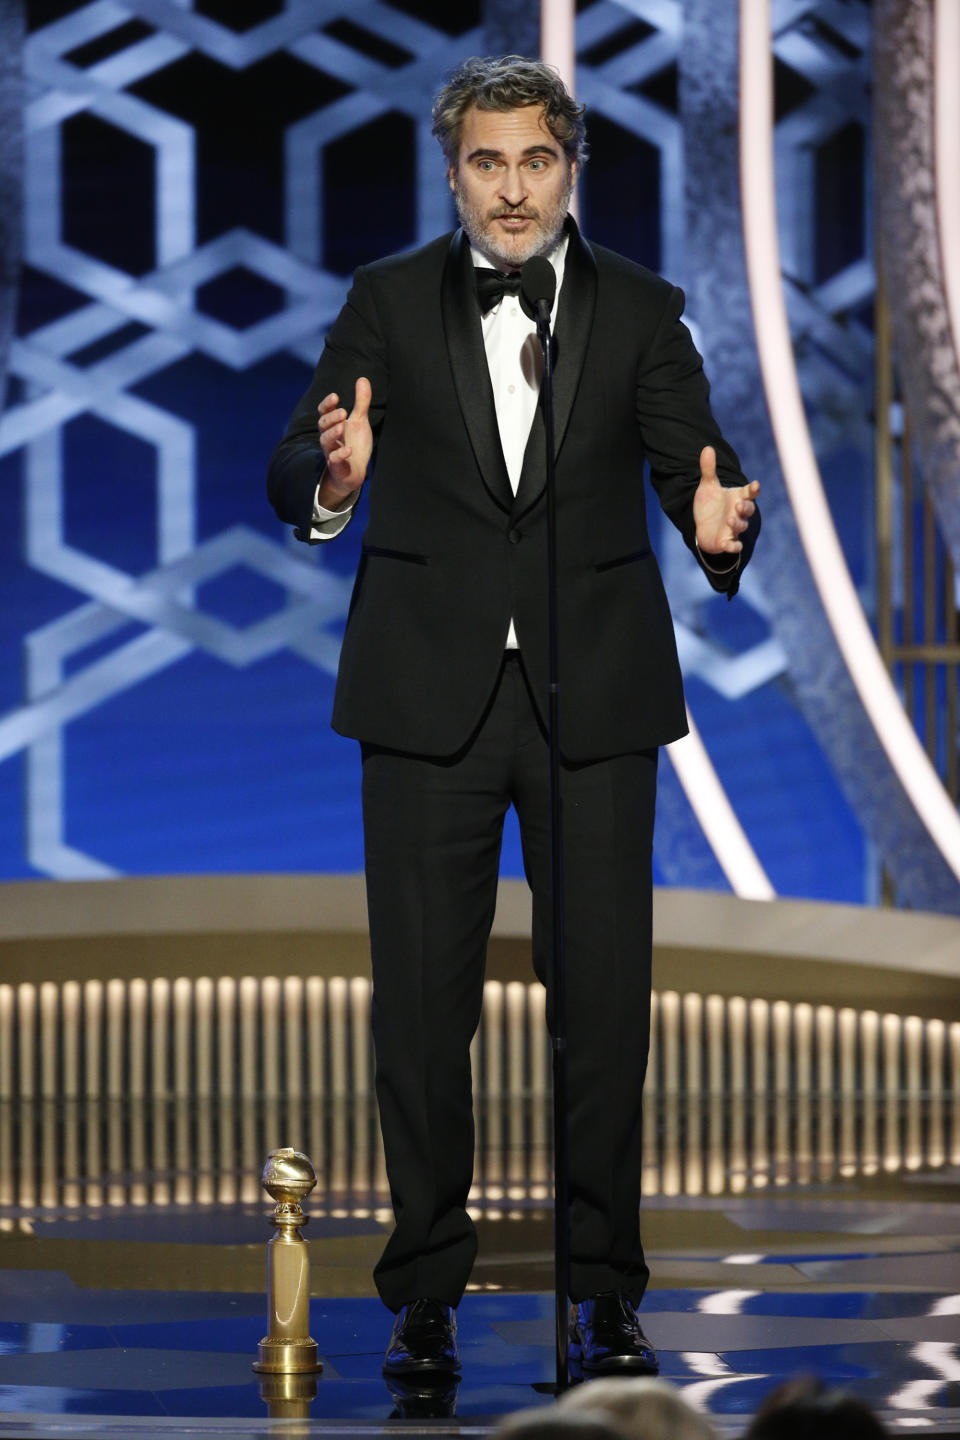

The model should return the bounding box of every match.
[310,235,569,650]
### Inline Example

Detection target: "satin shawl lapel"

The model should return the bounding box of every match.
[512,219,598,520]
[441,228,513,513]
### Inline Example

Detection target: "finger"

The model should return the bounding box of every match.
[318,393,340,415]
[699,444,718,482]
[319,408,347,431]
[351,376,372,420]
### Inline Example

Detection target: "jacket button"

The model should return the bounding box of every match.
[508,528,521,545]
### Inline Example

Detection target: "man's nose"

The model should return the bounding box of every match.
[499,168,528,206]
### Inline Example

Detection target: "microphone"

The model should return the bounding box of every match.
[520,256,557,325]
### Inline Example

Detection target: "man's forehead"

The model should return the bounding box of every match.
[458,103,560,156]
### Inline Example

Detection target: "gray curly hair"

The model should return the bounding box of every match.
[432,55,587,168]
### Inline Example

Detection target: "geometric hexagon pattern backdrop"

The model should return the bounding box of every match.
[0,0,878,898]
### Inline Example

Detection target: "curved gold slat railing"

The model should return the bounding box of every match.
[0,976,958,1217]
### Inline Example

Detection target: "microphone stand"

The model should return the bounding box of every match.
[533,289,569,1394]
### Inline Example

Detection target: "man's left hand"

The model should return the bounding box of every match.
[693,446,760,554]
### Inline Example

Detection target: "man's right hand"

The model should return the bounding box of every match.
[317,377,373,510]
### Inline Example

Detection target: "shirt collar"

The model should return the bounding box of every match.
[469,231,569,301]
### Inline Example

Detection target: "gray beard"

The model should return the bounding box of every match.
[453,181,571,270]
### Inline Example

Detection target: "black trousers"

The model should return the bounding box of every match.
[361,653,657,1312]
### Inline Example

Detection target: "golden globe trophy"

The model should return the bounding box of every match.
[252,1148,323,1376]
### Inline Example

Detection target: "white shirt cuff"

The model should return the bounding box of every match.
[309,487,356,540]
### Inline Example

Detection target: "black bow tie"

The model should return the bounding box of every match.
[475,267,522,315]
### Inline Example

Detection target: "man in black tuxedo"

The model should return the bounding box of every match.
[269,56,759,1379]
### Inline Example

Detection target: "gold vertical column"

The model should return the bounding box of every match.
[706,994,726,1196]
[659,991,681,1197]
[470,995,483,1200]
[505,981,526,1204]
[794,1003,813,1186]
[128,978,148,1207]
[642,990,659,1198]
[528,982,549,1201]
[883,1013,902,1173]
[484,981,504,1206]
[750,999,769,1190]
[771,1000,792,1186]
[17,984,36,1209]
[240,977,261,1204]
[284,976,305,1156]
[927,1018,946,1169]
[728,996,748,1195]
[217,976,237,1206]
[151,977,170,1206]
[195,977,214,1205]
[261,977,282,1181]
[349,978,371,1198]
[106,980,126,1207]
[40,982,59,1210]
[61,981,81,1208]
[816,1005,835,1180]
[253,1149,322,1377]
[0,986,11,1112]
[683,992,703,1197]
[0,986,13,1210]
[84,980,103,1208]
[903,1015,924,1170]
[838,1008,858,1178]
[949,1022,960,1164]
[328,978,348,1199]
[861,1010,880,1175]
[305,978,327,1203]
[173,978,193,1206]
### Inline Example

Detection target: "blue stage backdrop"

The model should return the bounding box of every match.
[0,1,879,900]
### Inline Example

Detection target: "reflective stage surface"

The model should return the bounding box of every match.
[1,1092,960,1438]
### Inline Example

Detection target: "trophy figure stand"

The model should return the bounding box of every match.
[253,1147,323,1377]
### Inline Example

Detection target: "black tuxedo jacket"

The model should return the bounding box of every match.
[268,220,759,761]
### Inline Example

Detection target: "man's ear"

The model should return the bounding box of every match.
[447,165,456,193]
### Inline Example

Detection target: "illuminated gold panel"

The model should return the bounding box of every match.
[0,979,956,1211]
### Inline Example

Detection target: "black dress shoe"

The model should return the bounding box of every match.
[569,1291,659,1374]
[383,1298,460,1376]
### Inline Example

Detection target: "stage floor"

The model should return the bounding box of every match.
[1,1098,959,1438]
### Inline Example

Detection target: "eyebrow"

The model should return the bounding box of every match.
[464,143,560,162]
